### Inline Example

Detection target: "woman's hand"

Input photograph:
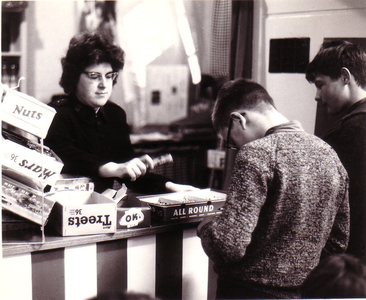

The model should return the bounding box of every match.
[165,181,200,193]
[99,154,154,181]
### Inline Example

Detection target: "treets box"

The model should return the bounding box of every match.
[139,189,226,223]
[47,190,117,236]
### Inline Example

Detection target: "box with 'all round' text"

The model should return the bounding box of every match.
[139,189,226,223]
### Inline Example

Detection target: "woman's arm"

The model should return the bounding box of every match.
[98,154,154,181]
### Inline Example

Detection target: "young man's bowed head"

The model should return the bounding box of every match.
[198,78,350,299]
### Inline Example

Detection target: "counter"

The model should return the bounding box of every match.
[1,128,220,300]
[1,219,218,300]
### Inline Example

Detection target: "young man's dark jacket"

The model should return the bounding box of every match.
[323,98,366,263]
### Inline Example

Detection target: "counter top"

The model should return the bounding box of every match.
[2,219,202,257]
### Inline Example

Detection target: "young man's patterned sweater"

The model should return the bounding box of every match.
[198,122,350,298]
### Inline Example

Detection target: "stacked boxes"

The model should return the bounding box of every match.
[2,175,56,225]
[1,85,61,226]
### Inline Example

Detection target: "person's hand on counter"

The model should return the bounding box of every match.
[99,154,154,181]
[165,181,200,193]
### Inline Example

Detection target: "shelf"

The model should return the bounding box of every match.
[2,1,28,12]
[1,56,21,89]
[1,52,22,57]
[2,219,201,257]
[1,5,27,92]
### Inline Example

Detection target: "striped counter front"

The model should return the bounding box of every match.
[1,222,218,300]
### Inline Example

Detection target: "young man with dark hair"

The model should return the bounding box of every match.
[306,40,366,263]
[197,78,350,299]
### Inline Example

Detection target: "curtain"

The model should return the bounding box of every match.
[230,0,254,80]
[210,0,232,80]
[223,0,254,191]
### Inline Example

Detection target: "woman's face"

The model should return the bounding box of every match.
[76,62,115,109]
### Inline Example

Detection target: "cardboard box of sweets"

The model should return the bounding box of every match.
[102,188,151,229]
[47,178,117,236]
[2,134,64,188]
[139,189,227,223]
[47,179,152,235]
[116,205,151,229]
[2,174,56,226]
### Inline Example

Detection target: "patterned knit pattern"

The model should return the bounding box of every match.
[198,130,349,298]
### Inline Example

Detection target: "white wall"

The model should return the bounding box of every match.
[22,0,366,133]
[252,0,366,134]
[21,0,212,129]
[25,1,79,103]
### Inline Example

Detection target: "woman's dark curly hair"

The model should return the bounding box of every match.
[60,32,125,94]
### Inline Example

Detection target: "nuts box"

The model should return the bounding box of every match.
[1,88,56,139]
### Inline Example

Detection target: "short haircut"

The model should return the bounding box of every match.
[212,78,275,132]
[306,40,366,88]
[301,253,366,298]
[60,32,125,94]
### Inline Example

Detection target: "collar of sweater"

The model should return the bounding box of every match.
[343,97,366,120]
[265,120,304,136]
[69,95,108,124]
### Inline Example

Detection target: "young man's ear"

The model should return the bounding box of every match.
[230,112,247,129]
[341,67,351,84]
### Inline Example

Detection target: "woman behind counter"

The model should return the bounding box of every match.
[45,32,196,193]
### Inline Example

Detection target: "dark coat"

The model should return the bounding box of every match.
[45,95,168,193]
[323,98,366,263]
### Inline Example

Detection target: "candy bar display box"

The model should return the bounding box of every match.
[2,137,64,188]
[102,188,152,230]
[47,179,117,236]
[139,189,226,223]
[116,205,151,229]
[2,175,57,226]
